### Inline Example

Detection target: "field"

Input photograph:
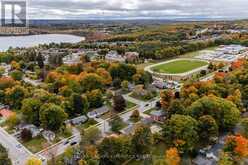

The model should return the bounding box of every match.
[152,59,208,74]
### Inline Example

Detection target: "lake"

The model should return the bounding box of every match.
[0,34,84,51]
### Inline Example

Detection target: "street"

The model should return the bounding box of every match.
[37,94,159,163]
[0,127,32,165]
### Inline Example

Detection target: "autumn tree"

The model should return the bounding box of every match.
[218,152,234,165]
[86,89,104,108]
[121,80,129,92]
[160,89,174,110]
[96,68,112,85]
[130,110,140,122]
[165,148,181,165]
[187,95,240,130]
[113,94,126,112]
[5,113,20,129]
[5,85,27,109]
[131,124,153,158]
[163,115,199,153]
[79,73,104,92]
[224,135,248,158]
[26,156,42,165]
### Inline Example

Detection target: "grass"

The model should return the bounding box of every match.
[76,118,98,130]
[130,92,158,102]
[126,101,136,109]
[152,59,208,74]
[22,136,50,153]
[129,142,167,165]
[144,108,157,115]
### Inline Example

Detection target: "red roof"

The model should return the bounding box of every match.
[0,109,14,118]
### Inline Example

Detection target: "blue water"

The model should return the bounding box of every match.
[0,34,84,51]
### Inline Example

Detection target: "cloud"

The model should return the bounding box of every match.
[27,0,248,20]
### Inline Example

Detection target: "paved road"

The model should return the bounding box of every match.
[0,127,32,165]
[37,128,80,162]
[38,96,159,163]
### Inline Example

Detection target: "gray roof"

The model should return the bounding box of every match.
[93,106,109,115]
[150,110,165,117]
[71,115,88,125]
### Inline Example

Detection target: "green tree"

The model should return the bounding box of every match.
[198,115,219,144]
[131,124,153,158]
[79,73,104,92]
[10,70,23,81]
[36,52,44,69]
[121,80,129,92]
[109,63,136,81]
[187,96,240,130]
[5,85,27,109]
[0,144,11,165]
[98,136,132,165]
[5,113,20,129]
[241,118,248,138]
[218,152,234,165]
[86,89,103,108]
[163,115,199,153]
[69,93,89,116]
[80,126,101,147]
[21,98,42,126]
[40,103,67,131]
[110,115,125,133]
[167,100,185,117]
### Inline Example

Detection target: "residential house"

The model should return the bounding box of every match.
[63,53,82,65]
[87,106,109,118]
[0,109,14,120]
[150,110,166,122]
[17,124,41,138]
[70,115,88,125]
[124,52,139,63]
[85,50,101,61]
[105,51,125,63]
[150,125,162,134]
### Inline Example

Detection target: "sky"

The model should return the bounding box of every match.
[26,0,248,20]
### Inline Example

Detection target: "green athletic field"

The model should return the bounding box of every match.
[152,59,208,74]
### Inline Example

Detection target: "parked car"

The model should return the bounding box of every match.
[70,141,77,146]
[64,140,70,145]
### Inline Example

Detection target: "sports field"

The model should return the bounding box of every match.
[152,59,208,74]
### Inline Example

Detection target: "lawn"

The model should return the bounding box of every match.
[129,142,167,164]
[152,59,208,74]
[22,136,50,153]
[126,101,136,109]
[76,118,98,130]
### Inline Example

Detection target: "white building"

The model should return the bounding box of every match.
[105,51,125,63]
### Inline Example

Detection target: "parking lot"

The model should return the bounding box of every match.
[196,45,248,62]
